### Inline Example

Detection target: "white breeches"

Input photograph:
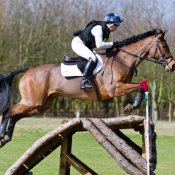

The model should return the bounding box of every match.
[71,36,97,62]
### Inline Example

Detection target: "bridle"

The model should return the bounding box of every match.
[118,34,174,72]
[153,35,174,71]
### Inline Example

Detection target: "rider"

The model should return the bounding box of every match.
[71,13,123,89]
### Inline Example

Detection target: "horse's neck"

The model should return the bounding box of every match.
[120,38,153,68]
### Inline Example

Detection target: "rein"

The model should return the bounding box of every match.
[119,48,162,64]
[101,50,137,83]
[111,56,136,76]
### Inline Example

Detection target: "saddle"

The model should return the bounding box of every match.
[62,54,97,74]
[63,54,85,63]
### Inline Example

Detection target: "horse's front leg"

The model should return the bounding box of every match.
[114,82,145,112]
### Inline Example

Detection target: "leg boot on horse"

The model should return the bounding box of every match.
[123,86,145,113]
[0,109,16,148]
[0,120,15,148]
[0,110,9,140]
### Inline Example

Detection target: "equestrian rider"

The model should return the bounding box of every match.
[71,13,123,89]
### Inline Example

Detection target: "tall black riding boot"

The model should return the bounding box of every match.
[80,57,95,89]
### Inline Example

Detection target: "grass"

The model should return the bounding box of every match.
[0,117,175,175]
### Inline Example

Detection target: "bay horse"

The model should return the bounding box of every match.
[0,29,175,148]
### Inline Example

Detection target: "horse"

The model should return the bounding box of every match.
[0,29,175,148]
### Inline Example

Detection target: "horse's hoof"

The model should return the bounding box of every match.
[61,119,69,124]
[24,172,33,175]
[0,133,5,140]
[0,140,6,148]
[4,135,11,142]
[123,103,134,113]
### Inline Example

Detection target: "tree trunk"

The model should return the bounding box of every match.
[168,101,172,122]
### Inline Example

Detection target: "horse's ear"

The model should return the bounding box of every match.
[162,30,168,37]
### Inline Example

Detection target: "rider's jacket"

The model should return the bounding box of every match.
[78,20,110,49]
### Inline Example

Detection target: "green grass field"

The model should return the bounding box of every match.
[0,117,175,175]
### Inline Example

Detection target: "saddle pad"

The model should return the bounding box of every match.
[61,53,103,77]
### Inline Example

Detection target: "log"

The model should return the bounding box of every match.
[89,118,147,174]
[5,118,81,175]
[65,154,98,175]
[102,115,145,129]
[81,118,145,175]
[114,129,142,155]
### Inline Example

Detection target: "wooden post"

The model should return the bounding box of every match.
[141,126,146,159]
[59,133,72,175]
[59,132,98,175]
[143,119,152,161]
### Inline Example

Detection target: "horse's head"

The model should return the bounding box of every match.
[149,30,175,72]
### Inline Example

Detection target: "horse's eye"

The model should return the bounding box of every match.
[162,45,167,48]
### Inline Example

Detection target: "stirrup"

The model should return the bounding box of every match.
[80,79,92,89]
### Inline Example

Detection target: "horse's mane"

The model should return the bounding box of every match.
[117,29,163,47]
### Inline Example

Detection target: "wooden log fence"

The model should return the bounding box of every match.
[4,115,157,175]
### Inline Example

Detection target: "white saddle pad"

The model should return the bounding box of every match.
[61,53,103,77]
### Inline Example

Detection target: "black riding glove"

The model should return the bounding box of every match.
[106,48,113,58]
[113,41,120,48]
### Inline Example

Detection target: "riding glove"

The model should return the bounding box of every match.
[106,48,113,58]
[113,41,120,48]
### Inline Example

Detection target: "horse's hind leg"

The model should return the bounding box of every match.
[0,118,15,148]
[0,104,35,148]
[0,110,9,139]
[0,95,55,148]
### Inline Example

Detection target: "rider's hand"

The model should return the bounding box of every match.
[106,48,113,58]
[113,41,120,48]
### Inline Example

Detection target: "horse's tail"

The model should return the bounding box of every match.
[0,68,29,115]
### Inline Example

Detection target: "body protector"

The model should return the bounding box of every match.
[76,20,110,49]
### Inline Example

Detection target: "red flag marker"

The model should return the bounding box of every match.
[139,79,148,92]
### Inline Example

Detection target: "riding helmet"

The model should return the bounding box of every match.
[104,13,123,26]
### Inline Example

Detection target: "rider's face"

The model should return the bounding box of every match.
[109,24,118,32]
